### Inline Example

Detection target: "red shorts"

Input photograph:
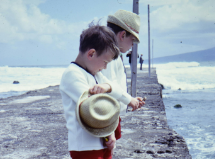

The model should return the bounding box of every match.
[70,149,111,159]
[115,117,121,140]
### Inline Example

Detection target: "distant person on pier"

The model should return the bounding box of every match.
[126,51,139,74]
[139,54,144,70]
[126,51,132,72]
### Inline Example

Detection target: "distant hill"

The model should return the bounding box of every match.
[147,47,215,64]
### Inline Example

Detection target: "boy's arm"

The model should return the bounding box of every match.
[100,59,145,110]
[96,72,136,106]
[96,78,144,111]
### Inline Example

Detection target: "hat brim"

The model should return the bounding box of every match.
[108,15,140,43]
[76,91,119,137]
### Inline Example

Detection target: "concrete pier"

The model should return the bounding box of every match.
[112,68,192,158]
[0,68,192,159]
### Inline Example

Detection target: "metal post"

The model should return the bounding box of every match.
[152,39,153,69]
[131,0,139,97]
[148,4,151,77]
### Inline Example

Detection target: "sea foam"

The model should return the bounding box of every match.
[0,66,66,96]
[155,62,215,90]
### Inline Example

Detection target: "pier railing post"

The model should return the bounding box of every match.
[131,0,139,97]
[148,4,151,77]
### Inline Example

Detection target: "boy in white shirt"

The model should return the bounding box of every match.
[60,24,144,159]
[102,10,143,140]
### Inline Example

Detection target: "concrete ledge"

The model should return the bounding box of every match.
[112,68,191,158]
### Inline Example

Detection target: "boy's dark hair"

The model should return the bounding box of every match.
[79,23,120,60]
[107,22,131,37]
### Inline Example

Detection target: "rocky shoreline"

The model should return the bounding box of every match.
[0,68,192,159]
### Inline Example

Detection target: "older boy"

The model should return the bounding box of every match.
[102,10,143,141]
[60,24,143,159]
[102,10,142,115]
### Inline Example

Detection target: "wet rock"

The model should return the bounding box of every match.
[157,151,165,154]
[26,90,37,94]
[166,150,172,153]
[146,150,154,154]
[176,135,183,139]
[168,140,174,147]
[13,81,19,84]
[155,139,168,144]
[134,149,145,153]
[174,104,182,108]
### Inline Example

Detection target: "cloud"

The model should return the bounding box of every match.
[139,0,181,6]
[0,0,91,48]
[137,0,215,55]
[139,0,215,33]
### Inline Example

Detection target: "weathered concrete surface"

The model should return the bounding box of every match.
[112,68,192,159]
[0,68,192,159]
[0,86,69,159]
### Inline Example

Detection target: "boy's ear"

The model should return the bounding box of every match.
[87,49,96,60]
[118,30,126,41]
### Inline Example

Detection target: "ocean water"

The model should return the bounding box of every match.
[1,62,215,158]
[154,62,215,159]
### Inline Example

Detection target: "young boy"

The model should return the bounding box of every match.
[102,10,143,139]
[60,24,144,159]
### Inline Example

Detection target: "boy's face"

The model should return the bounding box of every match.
[119,34,136,53]
[89,49,114,75]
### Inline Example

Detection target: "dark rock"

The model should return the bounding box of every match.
[174,104,182,108]
[157,151,165,154]
[146,150,154,154]
[166,150,172,153]
[42,153,47,156]
[176,135,183,139]
[155,139,168,144]
[134,149,145,153]
[168,140,174,147]
[13,81,19,84]
[26,90,37,94]
[178,88,181,90]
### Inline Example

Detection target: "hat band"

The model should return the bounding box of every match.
[125,23,139,34]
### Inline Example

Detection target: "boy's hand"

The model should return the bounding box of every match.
[89,83,111,94]
[128,97,145,111]
[128,97,139,111]
[104,133,116,150]
[136,97,145,107]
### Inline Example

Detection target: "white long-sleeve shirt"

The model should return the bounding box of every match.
[60,62,131,151]
[102,57,131,115]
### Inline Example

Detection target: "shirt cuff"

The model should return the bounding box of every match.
[118,91,132,105]
[107,82,132,105]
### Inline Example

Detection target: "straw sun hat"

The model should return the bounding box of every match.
[76,91,120,137]
[107,10,140,43]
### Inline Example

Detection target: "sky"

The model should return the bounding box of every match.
[0,0,214,66]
